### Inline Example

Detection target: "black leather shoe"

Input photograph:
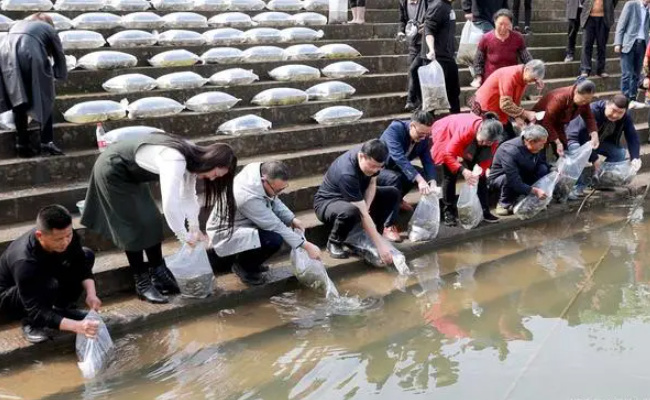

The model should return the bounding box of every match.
[232,263,265,286]
[326,241,349,259]
[151,264,180,295]
[443,211,458,227]
[15,144,38,158]
[22,323,49,344]
[53,306,88,321]
[40,141,65,156]
[482,211,500,223]
[135,273,168,304]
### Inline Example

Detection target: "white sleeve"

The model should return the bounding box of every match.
[180,172,201,230]
[158,154,191,242]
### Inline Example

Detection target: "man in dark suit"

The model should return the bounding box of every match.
[579,0,619,77]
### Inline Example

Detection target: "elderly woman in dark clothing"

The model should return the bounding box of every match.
[0,13,67,158]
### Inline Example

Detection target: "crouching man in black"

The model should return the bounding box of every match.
[314,140,400,264]
[0,205,100,343]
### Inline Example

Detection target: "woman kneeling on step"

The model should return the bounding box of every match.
[81,133,237,304]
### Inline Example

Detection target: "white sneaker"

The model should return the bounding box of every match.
[628,100,646,109]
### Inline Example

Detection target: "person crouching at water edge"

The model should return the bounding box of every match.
[376,110,437,243]
[206,161,322,286]
[314,140,400,262]
[488,125,551,216]
[0,205,100,343]
[81,133,237,304]
[431,112,505,227]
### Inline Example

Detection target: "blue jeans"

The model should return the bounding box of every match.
[620,39,646,101]
[567,141,627,190]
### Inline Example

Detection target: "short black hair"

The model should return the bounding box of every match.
[261,160,290,181]
[411,110,434,126]
[360,139,388,163]
[608,93,629,109]
[576,79,596,95]
[36,205,72,232]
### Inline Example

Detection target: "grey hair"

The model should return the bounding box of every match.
[493,8,514,23]
[575,79,596,95]
[476,114,504,142]
[524,59,545,80]
[261,160,290,181]
[521,124,549,141]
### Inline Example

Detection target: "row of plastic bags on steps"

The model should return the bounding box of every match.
[1,0,327,12]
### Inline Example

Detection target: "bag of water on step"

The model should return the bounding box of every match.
[126,97,185,119]
[150,0,193,10]
[312,106,362,125]
[554,141,592,201]
[72,12,121,29]
[104,125,164,144]
[244,27,283,44]
[228,0,265,11]
[202,28,246,45]
[193,0,228,11]
[456,20,484,66]
[185,92,241,112]
[252,87,308,106]
[291,246,339,298]
[208,12,254,28]
[59,30,106,50]
[328,0,346,24]
[54,0,104,11]
[200,47,243,64]
[321,61,368,78]
[408,183,442,242]
[253,11,294,26]
[241,45,284,62]
[102,73,157,93]
[75,311,114,379]
[267,0,303,11]
[319,43,360,58]
[105,0,150,10]
[156,29,206,46]
[280,27,324,41]
[0,111,16,131]
[66,55,77,71]
[77,51,138,70]
[165,243,214,298]
[418,60,450,112]
[162,12,208,28]
[216,114,272,135]
[148,49,200,67]
[595,160,638,188]
[64,100,126,123]
[456,165,483,230]
[119,12,163,29]
[514,171,559,220]
[2,0,52,11]
[304,0,327,10]
[269,64,320,81]
[209,68,259,86]
[344,225,411,274]
[46,12,73,30]
[306,81,355,100]
[292,12,327,26]
[155,71,208,89]
[107,30,158,47]
[283,44,322,60]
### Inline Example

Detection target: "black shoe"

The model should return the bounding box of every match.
[151,263,180,295]
[53,306,88,321]
[232,263,266,286]
[253,264,270,273]
[443,211,458,227]
[15,144,37,158]
[523,26,531,35]
[327,240,349,259]
[404,102,418,111]
[135,272,168,304]
[22,323,49,344]
[40,142,65,156]
[482,211,500,223]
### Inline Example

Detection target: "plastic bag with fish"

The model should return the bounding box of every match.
[200,47,243,64]
[208,12,255,27]
[291,246,339,299]
[119,12,163,29]
[594,160,638,188]
[162,12,207,28]
[328,0,346,24]
[514,171,559,220]
[77,51,138,70]
[54,0,105,11]
[554,141,592,201]
[306,81,355,100]
[185,92,241,112]
[303,0,327,10]
[102,73,157,93]
[209,68,259,86]
[344,225,411,274]
[72,12,121,29]
[107,30,158,47]
[228,0,265,10]
[126,97,184,119]
[45,12,73,29]
[155,71,208,89]
[241,45,284,62]
[321,61,368,78]
[292,12,327,25]
[75,311,114,379]
[165,243,214,298]
[105,0,150,10]
[269,64,320,81]
[63,100,127,123]
[456,165,483,229]
[283,44,322,60]
[1,0,53,10]
[251,87,308,106]
[319,43,360,58]
[280,27,324,41]
[150,0,193,10]
[193,0,228,11]
[202,28,246,45]
[267,0,303,11]
[156,29,205,46]
[59,30,106,50]
[312,106,362,125]
[253,11,294,26]
[456,20,483,66]
[244,27,282,44]
[104,125,164,144]
[148,49,200,66]
[418,60,450,111]
[216,114,271,135]
[408,184,441,242]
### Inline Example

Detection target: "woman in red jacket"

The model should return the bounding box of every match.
[431,112,504,227]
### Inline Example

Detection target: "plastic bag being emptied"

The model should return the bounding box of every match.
[408,183,442,242]
[344,225,411,275]
[291,246,339,299]
[457,165,483,230]
[514,171,559,220]
[76,311,114,379]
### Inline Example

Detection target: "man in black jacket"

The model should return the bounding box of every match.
[462,0,509,32]
[579,0,619,77]
[0,205,100,343]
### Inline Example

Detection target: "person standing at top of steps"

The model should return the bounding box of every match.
[81,133,237,304]
[0,13,67,158]
[566,0,586,62]
[400,0,429,111]
[376,110,437,243]
[511,0,533,34]
[349,0,366,24]
[314,140,400,262]
[0,205,100,344]
[579,0,619,78]
[207,161,322,286]
[462,0,509,32]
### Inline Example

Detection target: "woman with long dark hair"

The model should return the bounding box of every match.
[81,133,237,304]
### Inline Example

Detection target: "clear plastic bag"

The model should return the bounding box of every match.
[72,12,121,29]
[408,185,441,242]
[240,45,284,62]
[269,64,320,81]
[554,142,592,201]
[162,12,208,28]
[418,60,450,111]
[102,73,157,93]
[54,0,104,10]
[77,51,138,70]
[59,30,106,50]
[207,12,254,28]
[165,243,214,298]
[292,12,326,26]
[306,81,354,100]
[228,0,265,11]
[45,12,73,30]
[202,28,246,45]
[156,29,206,46]
[267,0,303,11]
[0,14,14,30]
[595,160,637,188]
[514,171,559,220]
[126,97,185,119]
[104,125,164,144]
[0,111,15,131]
[75,311,114,379]
[244,27,282,44]
[105,0,150,11]
[313,106,361,125]
[200,47,243,64]
[344,225,410,274]
[209,68,259,86]
[252,11,293,27]
[148,49,199,66]
[321,61,368,78]
[217,114,271,135]
[107,30,157,47]
[328,0,346,24]
[155,71,208,89]
[193,0,228,11]
[304,0,327,10]
[280,27,323,41]
[119,12,163,29]
[319,43,359,59]
[457,165,483,229]
[283,44,322,60]
[1,0,52,10]
[150,0,193,10]
[185,91,241,112]
[456,20,484,66]
[64,100,127,123]
[66,54,77,70]
[251,87,308,106]
[291,246,339,299]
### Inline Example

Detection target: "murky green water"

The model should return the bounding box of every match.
[3,206,650,400]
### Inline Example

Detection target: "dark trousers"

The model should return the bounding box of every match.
[407,56,427,106]
[566,8,583,57]
[441,164,489,214]
[209,230,283,273]
[502,121,517,144]
[620,39,646,101]
[349,0,365,6]
[438,58,461,114]
[580,16,609,75]
[512,0,532,27]
[489,174,535,206]
[316,186,401,244]
[13,103,53,146]
[0,248,95,325]
[376,166,423,226]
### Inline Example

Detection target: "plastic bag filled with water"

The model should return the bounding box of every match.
[456,21,484,66]
[228,0,265,11]
[269,64,320,81]
[321,61,368,78]
[457,166,483,229]
[344,225,411,274]
[0,111,15,131]
[303,0,327,10]
[267,0,303,10]
[319,43,361,59]
[253,11,293,26]
[202,28,246,45]
[165,243,214,298]
[105,0,150,10]
[209,68,259,86]
[408,184,441,242]
[54,0,104,11]
[65,54,77,71]
[306,81,355,100]
[514,171,559,220]
[200,47,243,64]
[156,29,205,46]
[594,160,638,188]
[102,73,157,93]
[312,106,362,125]
[76,311,114,379]
[252,87,308,106]
[280,27,323,41]
[72,12,121,29]
[193,0,228,11]
[244,27,282,44]
[283,43,322,60]
[328,0,346,24]
[208,12,254,28]
[107,30,157,47]
[45,12,73,29]
[155,71,208,89]
[59,30,106,50]
[150,0,193,10]
[292,11,327,25]
[554,141,592,201]
[119,12,163,29]
[217,114,271,135]
[77,51,138,70]
[162,12,208,28]
[127,97,184,119]
[64,100,127,123]
[2,0,52,10]
[241,45,284,62]
[291,246,339,299]
[104,125,164,144]
[148,49,199,67]
[185,91,241,112]
[418,61,450,111]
